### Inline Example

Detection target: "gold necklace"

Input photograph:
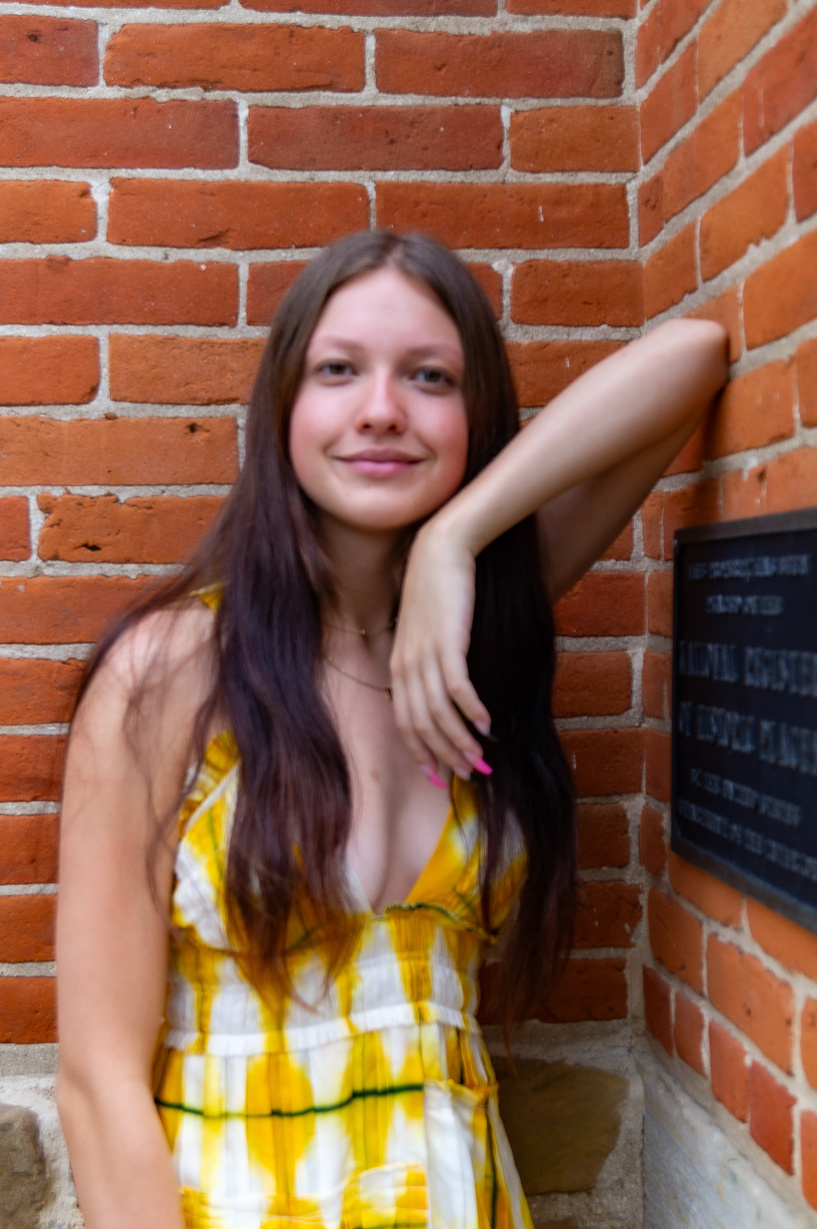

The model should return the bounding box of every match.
[323,617,396,639]
[322,653,393,701]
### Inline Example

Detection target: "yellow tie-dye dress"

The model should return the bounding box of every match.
[153,730,533,1229]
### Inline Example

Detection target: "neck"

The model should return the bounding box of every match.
[321,522,403,634]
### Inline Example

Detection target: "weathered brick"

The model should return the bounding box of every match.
[698,0,786,99]
[376,29,624,99]
[649,888,703,992]
[377,183,629,250]
[247,262,307,327]
[660,481,719,559]
[0,576,149,645]
[601,522,634,562]
[721,465,767,521]
[636,0,709,87]
[110,336,264,406]
[105,23,363,92]
[802,1111,817,1211]
[642,491,663,559]
[803,999,817,1091]
[640,44,697,164]
[744,6,817,154]
[0,15,97,85]
[747,900,817,981]
[0,258,237,326]
[744,230,817,348]
[510,105,638,173]
[559,728,644,798]
[512,260,643,327]
[38,494,223,564]
[642,650,670,720]
[109,180,368,250]
[555,572,644,637]
[749,1062,794,1172]
[574,881,642,950]
[0,417,236,486]
[507,341,622,409]
[707,360,794,460]
[0,978,55,1043]
[710,1021,749,1121]
[643,964,673,1054]
[668,851,742,926]
[250,105,501,171]
[700,149,788,281]
[533,957,628,1023]
[796,338,817,426]
[645,728,670,803]
[686,285,742,362]
[766,447,817,515]
[577,802,629,870]
[0,896,55,962]
[243,0,493,11]
[0,98,237,169]
[640,804,667,876]
[0,498,30,561]
[639,173,664,245]
[0,659,83,725]
[0,735,65,803]
[643,224,697,319]
[707,936,793,1072]
[553,650,631,718]
[0,180,95,244]
[794,119,817,221]
[23,0,224,8]
[647,571,673,638]
[0,816,58,886]
[508,0,633,11]
[662,92,741,221]
[674,991,705,1075]
[0,337,98,406]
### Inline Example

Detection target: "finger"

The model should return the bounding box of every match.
[391,671,437,771]
[404,661,471,779]
[439,652,492,739]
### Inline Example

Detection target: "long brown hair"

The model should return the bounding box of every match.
[76,230,576,1022]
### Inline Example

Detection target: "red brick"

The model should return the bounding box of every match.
[686,285,742,362]
[721,465,767,521]
[24,0,224,8]
[555,572,644,637]
[0,895,55,962]
[641,44,697,164]
[643,964,673,1053]
[376,183,629,251]
[766,447,817,514]
[796,338,817,426]
[109,180,368,251]
[636,0,710,87]
[794,119,817,222]
[643,224,697,319]
[643,650,670,720]
[0,659,83,725]
[0,98,237,169]
[640,804,667,876]
[744,6,817,154]
[533,957,628,1023]
[647,571,673,637]
[0,258,237,326]
[0,180,95,243]
[0,337,97,406]
[508,0,633,11]
[110,336,264,406]
[639,173,664,245]
[0,576,149,645]
[660,480,719,559]
[0,816,58,886]
[38,494,223,565]
[0,498,30,562]
[649,889,703,992]
[803,1111,817,1211]
[105,23,363,92]
[749,1062,794,1172]
[250,105,501,171]
[553,650,631,718]
[668,851,742,926]
[510,105,637,173]
[376,29,623,100]
[707,936,793,1072]
[707,360,794,459]
[0,735,65,802]
[247,262,307,327]
[803,999,817,1091]
[645,729,670,803]
[559,729,643,798]
[507,341,622,409]
[700,150,788,281]
[666,421,707,477]
[747,899,817,981]
[662,92,741,222]
[512,260,643,328]
[642,491,663,560]
[0,16,97,85]
[576,802,629,870]
[0,417,236,486]
[601,523,634,562]
[574,881,642,949]
[674,991,705,1075]
[243,0,493,11]
[709,1021,749,1121]
[698,0,786,99]
[0,978,55,1043]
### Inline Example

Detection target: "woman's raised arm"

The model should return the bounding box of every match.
[390,317,730,778]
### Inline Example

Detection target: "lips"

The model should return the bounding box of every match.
[337,449,423,476]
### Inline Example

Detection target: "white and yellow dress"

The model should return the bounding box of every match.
[153,730,533,1229]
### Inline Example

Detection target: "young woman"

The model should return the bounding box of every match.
[56,230,728,1229]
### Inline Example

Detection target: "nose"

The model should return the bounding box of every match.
[356,370,406,433]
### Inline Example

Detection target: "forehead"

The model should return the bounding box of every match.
[309,267,462,352]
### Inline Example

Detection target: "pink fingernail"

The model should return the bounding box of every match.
[475,721,491,737]
[464,752,493,776]
[420,765,447,790]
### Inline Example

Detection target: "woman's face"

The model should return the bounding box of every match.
[289,267,469,545]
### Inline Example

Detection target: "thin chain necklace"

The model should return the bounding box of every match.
[322,653,393,701]
[323,617,396,639]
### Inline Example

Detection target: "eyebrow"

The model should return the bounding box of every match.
[309,336,464,365]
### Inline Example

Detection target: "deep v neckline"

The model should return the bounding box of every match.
[347,791,456,918]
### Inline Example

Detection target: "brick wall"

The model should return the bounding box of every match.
[637,0,817,1216]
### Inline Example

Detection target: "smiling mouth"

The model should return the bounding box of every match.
[338,451,423,475]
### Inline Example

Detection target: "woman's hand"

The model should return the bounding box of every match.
[390,516,492,784]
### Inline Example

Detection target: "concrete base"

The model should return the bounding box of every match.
[0,1078,81,1229]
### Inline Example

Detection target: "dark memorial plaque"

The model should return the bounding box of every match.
[672,509,817,933]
